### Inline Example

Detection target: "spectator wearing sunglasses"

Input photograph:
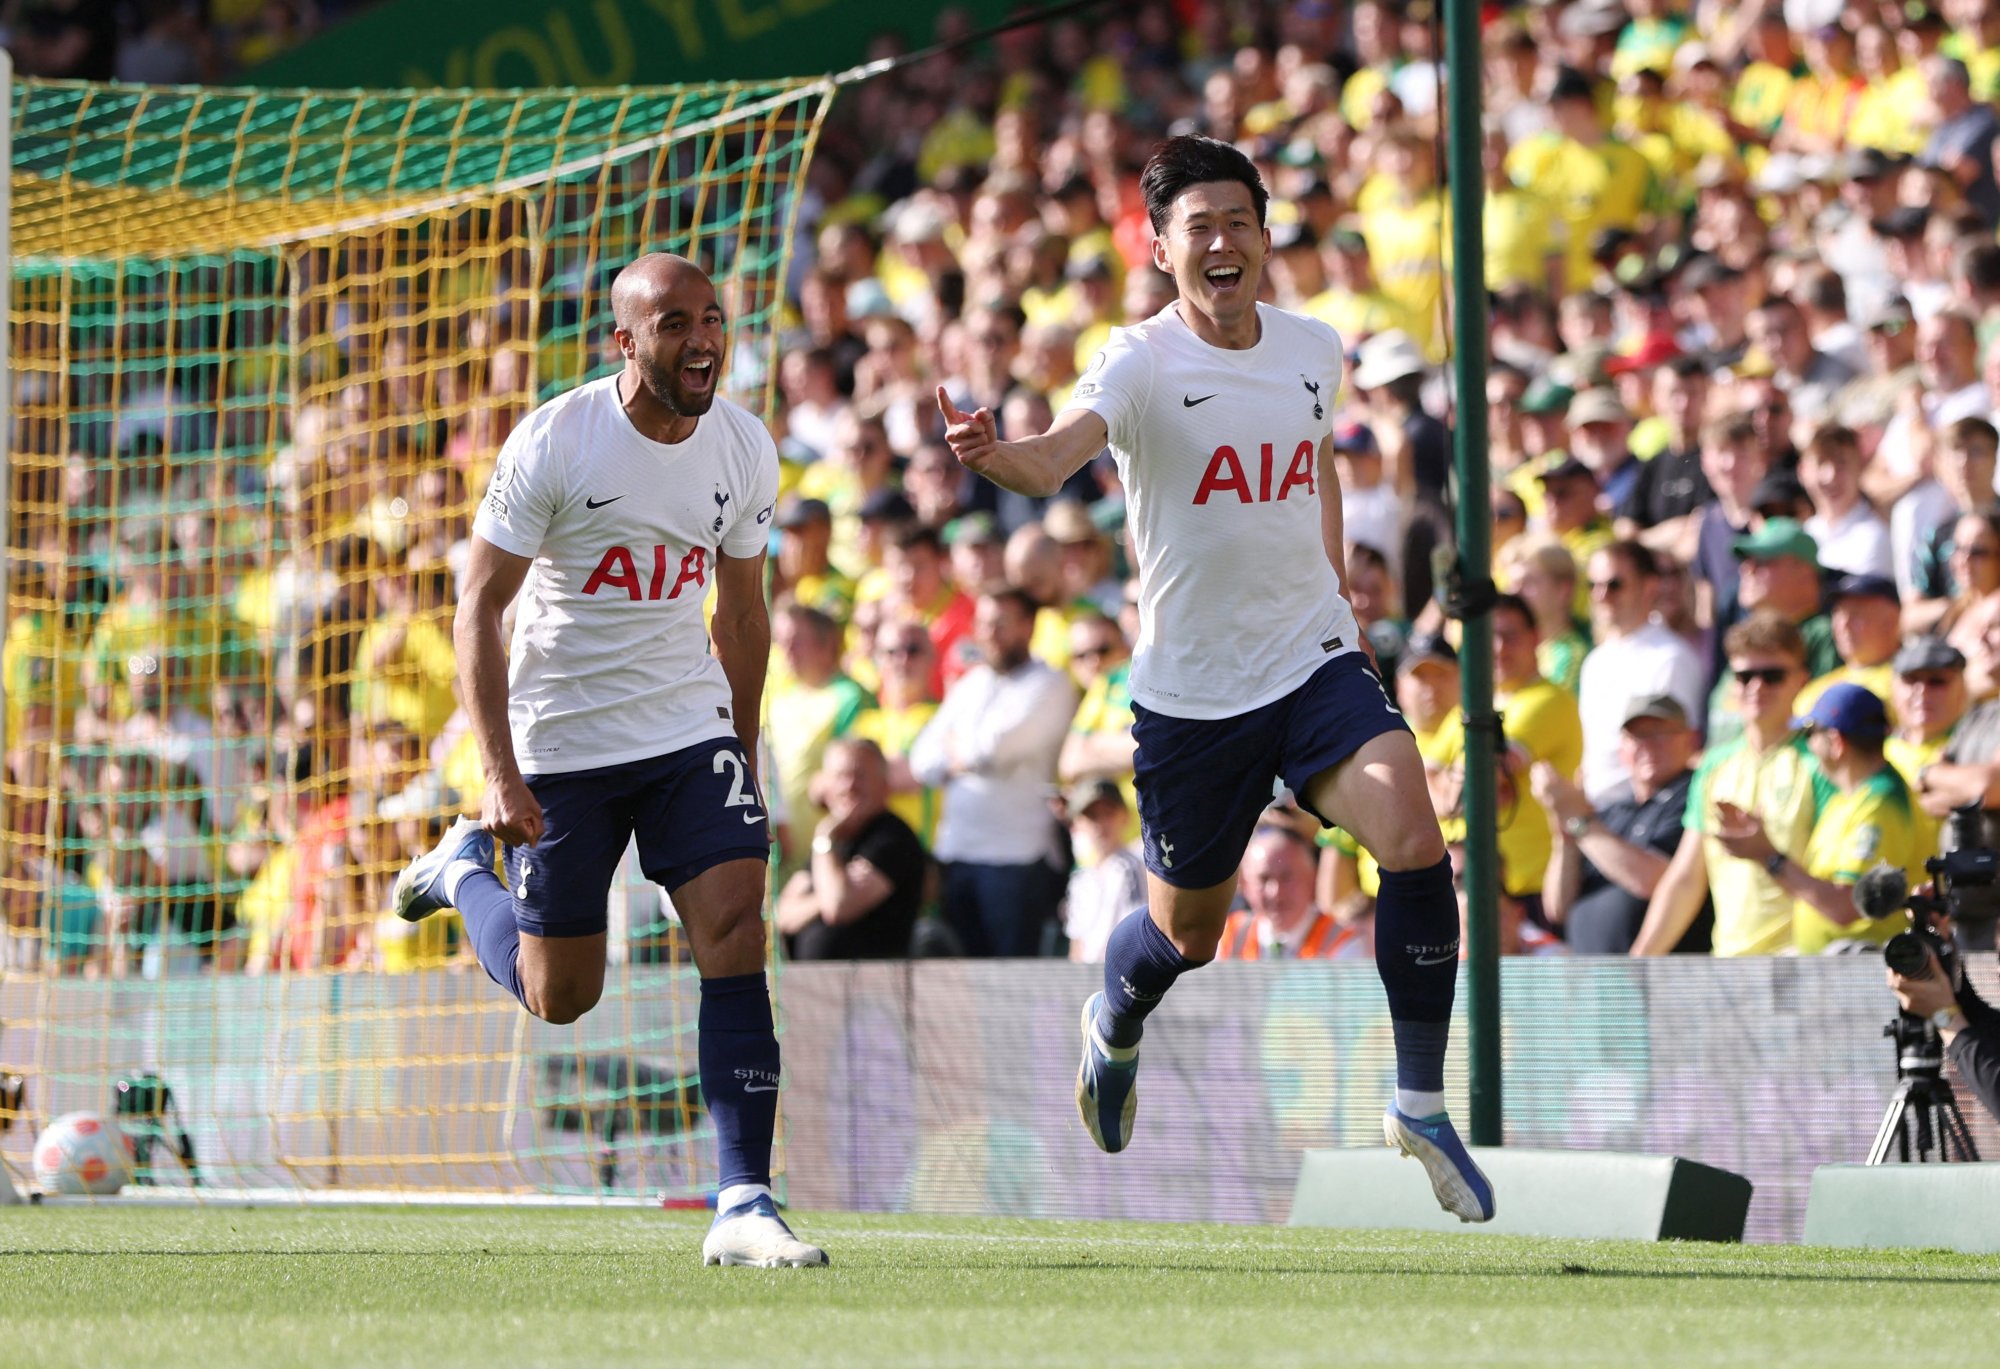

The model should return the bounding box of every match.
[1634,611,1833,956]
[1577,540,1706,805]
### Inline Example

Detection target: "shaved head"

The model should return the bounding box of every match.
[611,252,725,428]
[611,252,708,331]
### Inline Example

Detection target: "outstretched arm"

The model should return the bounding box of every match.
[936,387,1108,498]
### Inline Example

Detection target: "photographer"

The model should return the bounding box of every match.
[1888,933,2000,1124]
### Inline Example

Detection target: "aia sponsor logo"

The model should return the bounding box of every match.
[582,544,709,600]
[1192,440,1317,504]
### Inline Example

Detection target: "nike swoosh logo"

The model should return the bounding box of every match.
[585,495,624,509]
[1414,953,1457,966]
[743,1084,779,1093]
[1182,394,1217,407]
[742,811,764,825]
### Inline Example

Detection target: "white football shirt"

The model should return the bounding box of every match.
[472,375,779,774]
[1060,302,1358,719]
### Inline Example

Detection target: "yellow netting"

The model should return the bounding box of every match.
[1,75,831,1198]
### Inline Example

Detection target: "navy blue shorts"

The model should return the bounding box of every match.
[1131,652,1411,890]
[506,738,770,938]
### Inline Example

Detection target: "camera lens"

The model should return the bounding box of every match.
[1884,931,1929,977]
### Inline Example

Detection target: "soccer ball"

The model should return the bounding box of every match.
[32,1112,132,1195]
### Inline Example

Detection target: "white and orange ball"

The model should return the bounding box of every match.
[32,1112,132,1195]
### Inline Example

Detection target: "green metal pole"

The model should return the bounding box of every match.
[1444,0,1502,1146]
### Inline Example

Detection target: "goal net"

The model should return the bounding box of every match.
[0,69,831,1200]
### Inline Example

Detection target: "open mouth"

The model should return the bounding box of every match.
[682,356,716,390]
[1204,265,1244,292]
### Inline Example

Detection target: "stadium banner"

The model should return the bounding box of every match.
[245,0,1018,89]
[5,957,1993,1242]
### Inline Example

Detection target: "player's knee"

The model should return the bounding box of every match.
[1374,823,1448,873]
[524,981,601,1026]
[701,904,767,972]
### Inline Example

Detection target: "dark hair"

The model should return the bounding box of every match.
[1491,592,1535,629]
[979,584,1040,621]
[1665,354,1710,381]
[1602,538,1660,579]
[887,522,944,556]
[1140,135,1269,234]
[1944,415,2000,455]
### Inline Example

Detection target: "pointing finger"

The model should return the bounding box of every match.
[936,385,965,424]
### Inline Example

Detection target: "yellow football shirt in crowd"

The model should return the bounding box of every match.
[850,701,942,848]
[1793,767,1926,955]
[1685,732,1836,956]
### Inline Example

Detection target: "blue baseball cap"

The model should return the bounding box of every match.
[1794,682,1889,740]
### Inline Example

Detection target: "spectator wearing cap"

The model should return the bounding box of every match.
[1617,358,1715,552]
[1799,424,1893,579]
[1910,417,2000,613]
[776,737,929,961]
[1514,372,1576,477]
[1349,329,1448,499]
[1536,457,1613,619]
[1535,693,1706,954]
[1635,611,1832,956]
[1506,66,1654,291]
[881,522,974,697]
[1887,634,1971,856]
[1305,219,1426,345]
[1042,500,1120,617]
[1747,298,1859,426]
[773,497,855,623]
[910,586,1077,958]
[1731,515,1841,672]
[1578,540,1706,804]
[1332,420,1399,577]
[1060,777,1145,964]
[1922,56,2000,225]
[1793,573,1905,722]
[1567,387,1641,514]
[1216,820,1363,960]
[1708,683,1925,955]
[944,513,1005,602]
[849,616,942,850]
[1873,206,1947,319]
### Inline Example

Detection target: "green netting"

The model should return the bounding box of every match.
[4,75,833,1198]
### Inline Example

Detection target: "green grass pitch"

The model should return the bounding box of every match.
[4,1207,1999,1368]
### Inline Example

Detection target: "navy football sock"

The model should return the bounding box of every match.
[1098,909,1206,1049]
[452,867,527,1010]
[1374,857,1458,1094]
[699,972,779,1191]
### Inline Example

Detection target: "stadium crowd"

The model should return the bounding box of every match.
[23,0,2000,975]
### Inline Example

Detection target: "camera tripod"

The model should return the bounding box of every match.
[1866,1012,1982,1164]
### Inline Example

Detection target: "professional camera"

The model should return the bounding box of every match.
[1853,805,1999,975]
[1850,804,1996,1163]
